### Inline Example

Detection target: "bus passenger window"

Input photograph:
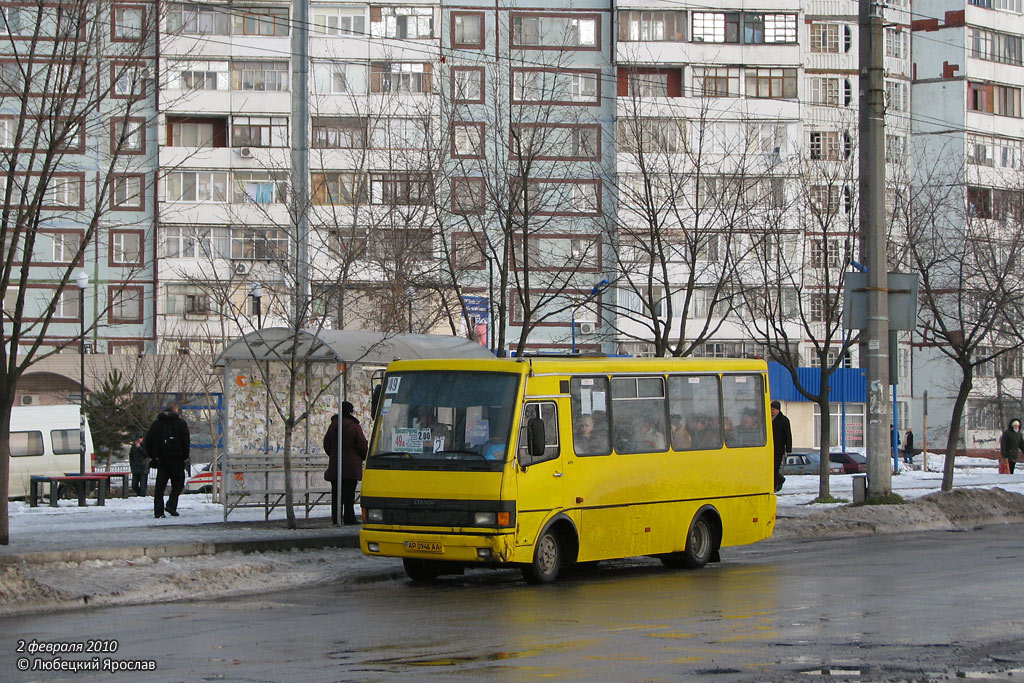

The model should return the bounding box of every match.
[610,376,667,454]
[723,374,766,448]
[570,377,611,455]
[519,402,559,462]
[668,375,722,450]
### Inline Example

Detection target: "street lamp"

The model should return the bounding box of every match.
[75,270,88,475]
[250,282,262,330]
[405,286,415,333]
[571,279,609,354]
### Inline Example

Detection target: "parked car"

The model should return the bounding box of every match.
[829,451,868,474]
[781,451,845,476]
[185,457,222,494]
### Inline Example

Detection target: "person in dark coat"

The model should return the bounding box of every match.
[128,432,149,497]
[770,400,792,492]
[324,401,368,524]
[1000,418,1024,474]
[903,429,915,465]
[143,402,191,518]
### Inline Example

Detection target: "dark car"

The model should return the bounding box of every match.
[829,451,868,474]
[781,451,845,476]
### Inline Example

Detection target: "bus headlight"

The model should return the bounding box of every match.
[474,512,496,526]
[366,509,384,523]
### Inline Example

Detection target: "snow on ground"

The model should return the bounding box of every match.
[3,452,1024,616]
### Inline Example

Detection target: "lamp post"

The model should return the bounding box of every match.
[75,270,88,475]
[571,279,609,354]
[250,282,262,330]
[405,286,415,333]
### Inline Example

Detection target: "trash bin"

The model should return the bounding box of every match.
[853,474,868,503]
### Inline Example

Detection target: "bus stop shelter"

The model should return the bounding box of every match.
[213,329,494,521]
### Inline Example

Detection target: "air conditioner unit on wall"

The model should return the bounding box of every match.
[239,147,254,158]
[234,261,251,275]
[20,394,38,406]
[578,322,596,335]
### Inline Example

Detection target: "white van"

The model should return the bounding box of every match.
[8,405,95,500]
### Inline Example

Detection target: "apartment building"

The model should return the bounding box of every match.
[6,0,1023,455]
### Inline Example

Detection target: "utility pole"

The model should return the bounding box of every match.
[292,0,310,322]
[859,0,892,496]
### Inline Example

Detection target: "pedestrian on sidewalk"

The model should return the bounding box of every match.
[143,402,191,518]
[128,432,149,497]
[1000,419,1024,475]
[903,429,915,466]
[324,401,368,525]
[771,400,792,492]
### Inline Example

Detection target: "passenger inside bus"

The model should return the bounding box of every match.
[635,418,666,451]
[671,415,692,450]
[414,406,451,452]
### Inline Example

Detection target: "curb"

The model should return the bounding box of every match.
[0,534,362,566]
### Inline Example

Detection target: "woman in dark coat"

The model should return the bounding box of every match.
[1000,418,1024,474]
[324,401,369,524]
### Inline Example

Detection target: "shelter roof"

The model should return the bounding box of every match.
[214,328,494,366]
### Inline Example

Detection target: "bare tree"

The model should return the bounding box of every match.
[906,154,1024,491]
[0,0,160,544]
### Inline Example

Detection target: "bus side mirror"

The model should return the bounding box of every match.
[370,385,382,420]
[527,418,546,458]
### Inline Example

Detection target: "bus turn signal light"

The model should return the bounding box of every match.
[497,512,510,527]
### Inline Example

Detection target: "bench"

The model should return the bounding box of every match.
[29,475,109,508]
[65,471,130,499]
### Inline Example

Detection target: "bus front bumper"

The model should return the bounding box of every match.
[360,528,517,564]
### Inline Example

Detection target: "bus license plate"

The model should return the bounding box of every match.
[405,540,442,553]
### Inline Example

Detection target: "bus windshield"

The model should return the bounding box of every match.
[370,371,520,471]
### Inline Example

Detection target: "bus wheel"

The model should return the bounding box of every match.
[403,558,440,582]
[522,529,562,584]
[661,515,715,570]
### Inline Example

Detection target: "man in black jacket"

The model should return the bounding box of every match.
[143,402,191,518]
[771,400,792,492]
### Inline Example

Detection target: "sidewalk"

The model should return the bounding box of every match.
[2,454,1021,566]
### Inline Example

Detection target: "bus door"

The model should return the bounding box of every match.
[514,400,573,549]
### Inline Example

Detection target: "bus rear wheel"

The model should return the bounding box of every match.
[403,558,441,582]
[522,529,562,584]
[661,515,715,569]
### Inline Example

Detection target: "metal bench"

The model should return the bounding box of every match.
[65,471,130,499]
[29,475,109,507]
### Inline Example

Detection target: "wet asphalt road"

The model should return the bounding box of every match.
[4,524,1024,682]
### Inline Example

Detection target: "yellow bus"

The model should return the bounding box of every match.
[359,356,776,583]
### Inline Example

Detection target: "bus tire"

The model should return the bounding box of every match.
[522,529,562,584]
[403,558,440,582]
[661,514,716,570]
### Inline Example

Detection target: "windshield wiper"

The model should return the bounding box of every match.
[434,449,486,460]
[372,451,419,461]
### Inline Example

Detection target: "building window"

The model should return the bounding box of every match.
[968,81,1022,117]
[885,134,906,163]
[370,62,432,93]
[370,118,426,149]
[51,232,82,263]
[168,60,228,90]
[46,176,83,208]
[367,228,433,260]
[967,134,1023,168]
[514,69,599,104]
[232,172,287,204]
[808,77,853,106]
[452,122,484,158]
[167,285,213,316]
[451,177,486,214]
[232,7,289,36]
[810,237,843,268]
[112,175,144,210]
[111,231,143,265]
[370,173,431,205]
[312,117,367,149]
[452,12,484,48]
[967,186,992,218]
[969,28,1023,66]
[691,12,739,43]
[524,180,600,216]
[885,28,906,59]
[370,7,434,39]
[109,286,143,323]
[55,288,82,319]
[166,171,228,202]
[311,61,367,94]
[511,13,599,49]
[744,68,797,99]
[313,7,365,36]
[230,61,289,91]
[513,123,601,160]
[231,228,289,260]
[112,5,144,41]
[885,80,909,112]
[162,226,230,259]
[810,185,852,214]
[452,67,484,102]
[166,3,231,35]
[111,117,145,154]
[809,131,851,160]
[692,67,738,97]
[452,233,487,269]
[810,23,852,53]
[167,117,226,147]
[112,64,147,99]
[619,10,685,42]
[618,118,685,154]
[311,172,367,205]
[231,116,288,147]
